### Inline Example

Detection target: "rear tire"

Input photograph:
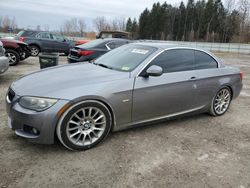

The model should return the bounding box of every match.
[5,49,20,66]
[56,101,112,151]
[29,45,40,56]
[209,87,232,116]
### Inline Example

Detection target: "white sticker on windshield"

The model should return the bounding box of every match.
[121,66,130,71]
[131,49,149,55]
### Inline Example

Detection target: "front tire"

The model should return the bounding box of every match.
[56,101,112,151]
[210,87,232,116]
[5,49,20,66]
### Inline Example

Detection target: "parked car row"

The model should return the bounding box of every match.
[0,30,132,69]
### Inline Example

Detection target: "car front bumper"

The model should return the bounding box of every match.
[0,56,9,74]
[6,90,69,144]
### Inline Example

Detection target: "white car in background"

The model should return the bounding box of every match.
[0,41,9,74]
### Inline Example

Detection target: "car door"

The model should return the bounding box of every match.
[51,33,70,53]
[132,49,199,122]
[36,32,55,52]
[194,50,221,107]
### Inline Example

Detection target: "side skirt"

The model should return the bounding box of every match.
[113,105,206,132]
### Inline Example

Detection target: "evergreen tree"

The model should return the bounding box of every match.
[138,8,151,39]
[131,18,138,39]
[126,17,133,32]
[137,0,241,42]
[177,2,186,40]
[194,0,206,39]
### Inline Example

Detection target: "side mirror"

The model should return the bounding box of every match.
[146,65,163,77]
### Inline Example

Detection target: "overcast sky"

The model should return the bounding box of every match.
[0,0,186,31]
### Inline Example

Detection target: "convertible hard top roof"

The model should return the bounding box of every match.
[133,41,186,50]
[132,41,222,66]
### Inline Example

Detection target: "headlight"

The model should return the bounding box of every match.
[19,96,58,111]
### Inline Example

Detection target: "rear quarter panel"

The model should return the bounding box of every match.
[195,66,242,108]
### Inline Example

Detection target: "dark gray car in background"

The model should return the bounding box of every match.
[15,30,75,56]
[68,38,130,63]
[6,43,243,150]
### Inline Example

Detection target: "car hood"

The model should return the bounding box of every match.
[0,38,28,46]
[11,63,129,99]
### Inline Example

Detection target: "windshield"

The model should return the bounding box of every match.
[94,44,157,72]
[16,30,24,37]
[77,39,105,48]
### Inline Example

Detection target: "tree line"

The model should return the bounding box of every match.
[0,16,18,33]
[126,0,250,43]
[1,0,249,43]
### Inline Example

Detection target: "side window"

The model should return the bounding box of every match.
[195,50,218,69]
[52,34,65,41]
[149,49,195,73]
[36,32,51,39]
[114,41,128,48]
[106,42,116,50]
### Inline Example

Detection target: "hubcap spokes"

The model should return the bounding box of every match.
[214,89,230,114]
[7,53,16,63]
[66,107,106,146]
[31,48,38,56]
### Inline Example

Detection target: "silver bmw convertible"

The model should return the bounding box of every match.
[6,43,243,150]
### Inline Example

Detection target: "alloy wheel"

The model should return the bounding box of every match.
[214,88,231,115]
[30,47,39,56]
[66,107,106,146]
[6,52,17,64]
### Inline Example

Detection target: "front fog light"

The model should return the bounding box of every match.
[19,96,58,111]
[32,128,39,135]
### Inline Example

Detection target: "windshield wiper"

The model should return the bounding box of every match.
[96,63,113,70]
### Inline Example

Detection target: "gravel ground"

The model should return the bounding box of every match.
[0,53,249,188]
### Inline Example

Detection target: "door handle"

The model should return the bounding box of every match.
[189,76,196,80]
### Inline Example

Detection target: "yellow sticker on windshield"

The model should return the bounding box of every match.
[131,49,149,54]
[122,66,130,71]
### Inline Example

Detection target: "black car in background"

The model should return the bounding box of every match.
[68,38,130,63]
[15,30,75,56]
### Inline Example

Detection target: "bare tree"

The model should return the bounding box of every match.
[61,18,86,36]
[78,18,86,37]
[62,20,71,34]
[225,0,236,14]
[94,17,126,32]
[10,17,17,30]
[43,24,50,31]
[0,16,3,28]
[71,18,79,33]
[111,19,119,30]
[111,18,126,31]
[93,16,110,32]
[36,25,41,31]
[2,16,11,29]
[238,0,250,42]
